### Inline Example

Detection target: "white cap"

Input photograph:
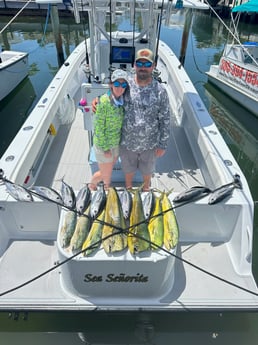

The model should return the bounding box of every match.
[111,69,128,82]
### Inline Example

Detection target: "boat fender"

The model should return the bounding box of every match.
[57,94,76,125]
[48,123,57,136]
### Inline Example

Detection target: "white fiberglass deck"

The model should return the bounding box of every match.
[35,103,205,194]
[0,239,257,310]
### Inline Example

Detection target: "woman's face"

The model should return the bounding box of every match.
[111,79,128,98]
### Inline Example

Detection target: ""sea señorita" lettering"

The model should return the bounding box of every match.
[84,273,148,283]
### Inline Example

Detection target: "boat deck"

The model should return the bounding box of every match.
[0,239,257,310]
[35,102,205,194]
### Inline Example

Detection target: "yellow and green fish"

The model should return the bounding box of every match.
[82,209,105,256]
[102,187,127,253]
[59,210,77,248]
[148,195,164,250]
[128,188,150,254]
[69,207,92,252]
[161,192,179,250]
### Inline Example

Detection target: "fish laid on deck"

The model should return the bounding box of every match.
[69,207,92,252]
[59,210,77,248]
[31,185,63,204]
[90,182,106,219]
[148,195,164,249]
[102,187,127,254]
[82,209,105,256]
[60,179,76,209]
[76,185,91,214]
[128,188,150,254]
[4,180,33,202]
[161,192,179,250]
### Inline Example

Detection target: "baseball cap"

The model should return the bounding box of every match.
[111,69,128,82]
[135,48,154,63]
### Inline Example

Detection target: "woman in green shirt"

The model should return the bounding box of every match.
[90,69,128,190]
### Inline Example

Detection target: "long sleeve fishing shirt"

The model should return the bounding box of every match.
[120,77,171,152]
[93,93,124,151]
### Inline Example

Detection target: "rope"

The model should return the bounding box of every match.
[0,0,34,35]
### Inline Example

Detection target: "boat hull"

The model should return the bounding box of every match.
[0,51,29,101]
[206,65,258,118]
[0,0,257,313]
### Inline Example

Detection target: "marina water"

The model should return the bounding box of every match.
[1,10,258,344]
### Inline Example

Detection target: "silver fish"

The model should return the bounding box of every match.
[32,186,63,204]
[119,188,132,220]
[90,182,106,219]
[60,179,76,209]
[208,184,235,205]
[142,190,155,219]
[173,186,210,203]
[5,181,33,202]
[76,185,91,214]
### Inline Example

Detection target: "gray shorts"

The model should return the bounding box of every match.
[94,145,119,163]
[119,147,156,175]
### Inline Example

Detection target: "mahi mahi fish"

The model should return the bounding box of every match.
[161,191,179,250]
[102,187,127,253]
[128,188,150,254]
[59,210,77,248]
[148,195,164,250]
[69,207,92,252]
[82,208,105,256]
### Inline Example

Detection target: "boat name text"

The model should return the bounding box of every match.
[84,273,148,283]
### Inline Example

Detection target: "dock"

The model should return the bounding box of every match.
[0,0,73,17]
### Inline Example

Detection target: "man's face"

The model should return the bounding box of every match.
[135,59,154,81]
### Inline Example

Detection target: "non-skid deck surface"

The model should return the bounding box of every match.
[0,240,257,308]
[36,107,205,193]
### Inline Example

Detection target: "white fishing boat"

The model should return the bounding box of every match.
[0,50,29,101]
[0,0,258,313]
[206,0,258,118]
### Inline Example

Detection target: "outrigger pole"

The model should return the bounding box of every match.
[155,0,165,64]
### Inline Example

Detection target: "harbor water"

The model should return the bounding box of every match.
[1,10,258,344]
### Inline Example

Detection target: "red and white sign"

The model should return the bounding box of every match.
[218,58,258,94]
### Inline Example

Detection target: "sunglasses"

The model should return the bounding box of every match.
[135,61,153,68]
[113,80,128,88]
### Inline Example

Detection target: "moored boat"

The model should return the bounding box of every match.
[0,0,258,313]
[0,50,29,101]
[206,1,258,117]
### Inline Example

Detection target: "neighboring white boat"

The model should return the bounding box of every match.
[0,50,29,101]
[0,0,258,313]
[206,1,258,117]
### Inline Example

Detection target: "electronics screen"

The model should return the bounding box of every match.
[111,46,135,64]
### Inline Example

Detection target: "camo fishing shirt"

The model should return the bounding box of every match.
[120,77,171,152]
[93,93,124,151]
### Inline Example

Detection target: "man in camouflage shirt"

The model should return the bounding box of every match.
[120,48,171,191]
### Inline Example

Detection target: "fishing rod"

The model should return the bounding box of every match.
[131,0,136,67]
[81,0,91,83]
[154,0,165,64]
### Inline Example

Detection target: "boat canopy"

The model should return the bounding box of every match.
[232,0,258,12]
